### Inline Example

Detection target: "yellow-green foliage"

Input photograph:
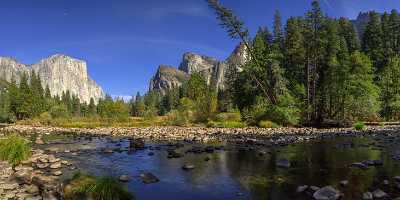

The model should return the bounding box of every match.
[207,121,246,128]
[18,116,166,128]
[0,134,31,167]
[215,112,241,122]
[354,121,366,130]
[63,172,134,200]
[258,120,280,128]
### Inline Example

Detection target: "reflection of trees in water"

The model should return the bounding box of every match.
[223,137,400,200]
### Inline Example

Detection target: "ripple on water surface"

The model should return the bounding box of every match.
[36,133,400,200]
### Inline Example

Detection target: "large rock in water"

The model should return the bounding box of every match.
[149,43,249,93]
[0,54,105,103]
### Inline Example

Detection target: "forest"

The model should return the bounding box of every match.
[1,1,400,128]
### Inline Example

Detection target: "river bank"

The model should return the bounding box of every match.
[1,124,400,144]
[2,125,400,199]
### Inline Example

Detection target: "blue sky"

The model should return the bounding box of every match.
[1,0,399,98]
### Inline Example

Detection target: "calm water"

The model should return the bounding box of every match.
[34,133,400,200]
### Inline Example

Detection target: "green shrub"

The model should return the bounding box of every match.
[215,112,241,122]
[39,112,52,125]
[0,134,31,167]
[207,121,246,128]
[50,105,70,119]
[354,121,366,130]
[258,120,280,128]
[63,172,134,200]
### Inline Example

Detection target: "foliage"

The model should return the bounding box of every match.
[97,97,130,121]
[50,104,70,119]
[215,112,241,122]
[258,120,280,128]
[63,172,134,200]
[0,134,31,167]
[354,121,366,130]
[207,121,246,128]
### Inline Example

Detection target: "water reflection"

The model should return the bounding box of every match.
[37,134,400,200]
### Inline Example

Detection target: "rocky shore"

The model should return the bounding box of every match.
[1,124,400,144]
[0,149,69,200]
[2,125,400,200]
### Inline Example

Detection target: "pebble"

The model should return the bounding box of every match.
[119,175,130,182]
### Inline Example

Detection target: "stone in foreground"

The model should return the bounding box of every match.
[313,186,341,200]
[140,172,159,184]
[276,159,291,168]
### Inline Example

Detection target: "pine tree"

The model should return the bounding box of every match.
[304,0,326,123]
[338,17,360,53]
[379,57,400,119]
[88,98,97,116]
[284,17,306,98]
[363,12,384,71]
[273,10,284,51]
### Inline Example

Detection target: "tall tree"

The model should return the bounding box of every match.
[362,12,384,71]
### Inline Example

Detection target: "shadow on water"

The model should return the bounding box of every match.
[36,134,400,200]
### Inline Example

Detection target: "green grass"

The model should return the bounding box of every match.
[63,172,134,200]
[18,116,167,128]
[354,121,366,130]
[207,121,246,128]
[0,134,31,167]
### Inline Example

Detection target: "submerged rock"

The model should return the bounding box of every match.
[313,186,341,200]
[182,164,195,170]
[296,185,308,193]
[372,189,388,198]
[276,159,291,168]
[119,175,130,182]
[140,172,159,184]
[362,192,373,200]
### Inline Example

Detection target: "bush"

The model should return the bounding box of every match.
[63,172,134,200]
[354,121,366,130]
[50,105,70,119]
[207,121,246,128]
[258,120,280,128]
[39,112,52,125]
[0,134,31,167]
[215,112,241,122]
[242,95,299,126]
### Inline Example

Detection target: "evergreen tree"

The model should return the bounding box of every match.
[304,0,326,123]
[362,12,384,71]
[379,57,400,119]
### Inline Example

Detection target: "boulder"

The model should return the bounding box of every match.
[140,172,159,184]
[313,186,341,200]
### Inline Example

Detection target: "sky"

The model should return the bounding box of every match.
[1,0,400,99]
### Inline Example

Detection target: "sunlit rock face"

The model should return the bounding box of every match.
[0,57,29,83]
[149,65,189,95]
[0,54,105,103]
[149,43,249,93]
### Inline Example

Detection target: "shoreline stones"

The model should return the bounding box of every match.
[3,124,400,145]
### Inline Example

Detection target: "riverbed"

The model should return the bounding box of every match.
[25,131,400,200]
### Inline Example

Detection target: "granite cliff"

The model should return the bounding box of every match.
[0,54,105,103]
[149,43,249,94]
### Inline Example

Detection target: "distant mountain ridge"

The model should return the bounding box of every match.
[0,54,105,103]
[149,43,249,94]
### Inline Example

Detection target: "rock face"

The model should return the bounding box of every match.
[149,65,189,95]
[149,43,249,94]
[0,54,105,103]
